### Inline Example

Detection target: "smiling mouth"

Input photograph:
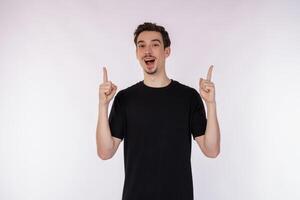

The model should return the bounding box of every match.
[144,58,156,66]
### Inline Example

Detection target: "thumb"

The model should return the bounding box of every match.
[199,78,203,86]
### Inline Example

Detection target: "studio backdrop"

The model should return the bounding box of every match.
[0,0,299,200]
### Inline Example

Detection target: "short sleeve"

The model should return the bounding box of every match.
[190,89,207,140]
[108,91,126,140]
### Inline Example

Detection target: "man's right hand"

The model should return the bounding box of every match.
[99,67,117,106]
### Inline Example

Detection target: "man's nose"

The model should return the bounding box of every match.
[145,45,152,54]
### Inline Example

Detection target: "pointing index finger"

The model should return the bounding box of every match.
[206,65,213,81]
[103,66,108,83]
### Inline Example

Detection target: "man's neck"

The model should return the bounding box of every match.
[143,75,171,88]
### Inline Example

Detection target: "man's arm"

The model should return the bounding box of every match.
[195,65,220,158]
[96,67,122,160]
[195,102,220,158]
[96,104,122,160]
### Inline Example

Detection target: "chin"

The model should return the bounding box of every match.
[143,65,157,75]
[145,69,157,75]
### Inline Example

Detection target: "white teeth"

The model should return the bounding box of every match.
[144,58,155,61]
[144,59,155,65]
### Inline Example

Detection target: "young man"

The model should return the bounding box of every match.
[96,22,220,200]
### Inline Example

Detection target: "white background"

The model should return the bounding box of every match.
[1,0,299,199]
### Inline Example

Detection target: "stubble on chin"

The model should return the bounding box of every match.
[144,67,157,75]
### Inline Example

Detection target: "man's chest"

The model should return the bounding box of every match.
[124,94,191,138]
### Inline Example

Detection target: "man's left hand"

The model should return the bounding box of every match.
[199,65,216,104]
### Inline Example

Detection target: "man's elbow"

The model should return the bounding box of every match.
[97,149,113,160]
[205,149,220,158]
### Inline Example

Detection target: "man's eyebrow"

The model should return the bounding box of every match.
[137,39,162,44]
[151,39,161,43]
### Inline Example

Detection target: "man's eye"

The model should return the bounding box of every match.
[153,43,160,47]
[138,45,145,48]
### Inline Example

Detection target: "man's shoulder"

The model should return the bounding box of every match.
[173,79,199,95]
[114,81,142,98]
[115,79,198,98]
[174,79,194,89]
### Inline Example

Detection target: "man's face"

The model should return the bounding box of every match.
[136,31,170,75]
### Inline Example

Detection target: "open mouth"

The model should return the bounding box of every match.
[144,58,156,67]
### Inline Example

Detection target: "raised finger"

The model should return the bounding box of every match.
[103,66,108,83]
[206,65,213,81]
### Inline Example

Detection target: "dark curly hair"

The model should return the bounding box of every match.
[134,22,171,49]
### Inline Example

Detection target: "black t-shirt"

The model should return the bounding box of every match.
[108,79,207,200]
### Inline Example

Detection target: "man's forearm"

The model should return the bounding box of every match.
[204,102,220,156]
[96,104,114,159]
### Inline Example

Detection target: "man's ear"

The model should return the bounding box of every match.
[164,47,171,58]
